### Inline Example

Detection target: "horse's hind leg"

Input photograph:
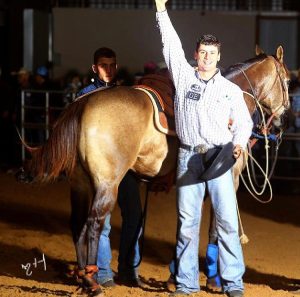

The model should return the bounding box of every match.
[76,181,118,296]
[70,163,94,270]
[69,163,105,296]
[86,183,117,265]
[205,204,222,290]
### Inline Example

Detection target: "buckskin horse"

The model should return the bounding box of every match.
[21,45,289,296]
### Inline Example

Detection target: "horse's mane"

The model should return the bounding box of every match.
[222,53,268,79]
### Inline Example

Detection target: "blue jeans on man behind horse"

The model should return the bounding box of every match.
[171,148,245,294]
[96,214,113,283]
[117,172,142,280]
[96,172,142,284]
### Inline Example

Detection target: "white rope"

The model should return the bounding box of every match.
[240,151,273,203]
[236,91,274,245]
[241,91,273,199]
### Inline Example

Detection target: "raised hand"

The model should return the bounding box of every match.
[155,0,168,12]
[233,144,242,159]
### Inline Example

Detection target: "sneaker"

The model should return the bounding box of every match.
[166,274,176,291]
[116,276,146,288]
[226,290,244,297]
[101,279,116,288]
[169,289,189,296]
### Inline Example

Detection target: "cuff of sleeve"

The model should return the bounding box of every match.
[156,10,168,18]
[233,139,248,150]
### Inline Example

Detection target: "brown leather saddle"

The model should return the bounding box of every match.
[134,74,176,136]
[134,74,177,192]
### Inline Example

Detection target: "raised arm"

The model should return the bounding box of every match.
[155,0,193,88]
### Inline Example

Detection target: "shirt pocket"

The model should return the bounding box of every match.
[214,94,231,122]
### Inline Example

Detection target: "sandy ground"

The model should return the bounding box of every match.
[0,171,300,297]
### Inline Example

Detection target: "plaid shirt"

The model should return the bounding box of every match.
[156,11,253,149]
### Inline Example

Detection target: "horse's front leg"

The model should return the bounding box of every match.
[205,203,222,291]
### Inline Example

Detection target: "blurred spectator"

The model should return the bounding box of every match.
[157,61,172,79]
[13,68,33,165]
[289,69,300,156]
[143,61,158,75]
[16,68,32,89]
[116,67,135,86]
[33,66,51,90]
[63,70,82,105]
[81,70,95,89]
[27,65,63,144]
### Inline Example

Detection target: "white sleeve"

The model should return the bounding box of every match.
[156,10,194,88]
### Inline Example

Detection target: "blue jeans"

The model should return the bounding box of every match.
[96,172,142,283]
[117,173,142,279]
[96,214,113,283]
[171,148,245,294]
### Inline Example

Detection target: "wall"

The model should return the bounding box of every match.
[23,9,49,72]
[52,8,257,78]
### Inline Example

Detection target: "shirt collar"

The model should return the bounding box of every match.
[195,68,221,84]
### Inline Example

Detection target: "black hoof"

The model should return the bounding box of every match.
[88,287,103,297]
[15,167,33,183]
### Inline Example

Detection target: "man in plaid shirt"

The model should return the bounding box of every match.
[155,1,253,296]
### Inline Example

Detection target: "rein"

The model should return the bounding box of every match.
[236,58,287,202]
[238,56,288,118]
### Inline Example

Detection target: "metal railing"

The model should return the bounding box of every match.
[20,89,75,161]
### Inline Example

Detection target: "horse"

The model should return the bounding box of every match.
[21,45,290,296]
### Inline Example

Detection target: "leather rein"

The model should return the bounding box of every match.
[237,56,288,148]
[236,56,289,192]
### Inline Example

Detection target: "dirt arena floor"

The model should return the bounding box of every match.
[0,171,299,297]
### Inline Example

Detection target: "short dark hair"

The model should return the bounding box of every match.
[196,34,221,52]
[93,47,116,65]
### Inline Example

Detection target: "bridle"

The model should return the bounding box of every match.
[237,56,289,126]
[235,56,290,202]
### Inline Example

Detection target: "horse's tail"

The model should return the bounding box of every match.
[27,97,89,182]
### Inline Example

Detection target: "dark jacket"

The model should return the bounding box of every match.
[76,76,115,97]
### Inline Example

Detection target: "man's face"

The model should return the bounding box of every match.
[194,44,220,74]
[92,57,117,83]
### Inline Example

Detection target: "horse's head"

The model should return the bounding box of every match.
[224,46,290,129]
[254,45,290,127]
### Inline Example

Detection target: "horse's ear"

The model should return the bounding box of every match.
[276,45,284,63]
[255,45,264,55]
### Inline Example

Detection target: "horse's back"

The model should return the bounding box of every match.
[78,86,169,182]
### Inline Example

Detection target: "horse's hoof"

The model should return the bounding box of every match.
[15,167,33,183]
[88,287,103,297]
[206,275,222,292]
[166,274,176,292]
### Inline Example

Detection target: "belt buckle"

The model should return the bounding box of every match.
[196,144,208,154]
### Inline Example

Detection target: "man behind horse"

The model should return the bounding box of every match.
[154,1,253,296]
[72,47,144,288]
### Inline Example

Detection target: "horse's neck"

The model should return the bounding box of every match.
[243,92,257,116]
[226,72,257,116]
